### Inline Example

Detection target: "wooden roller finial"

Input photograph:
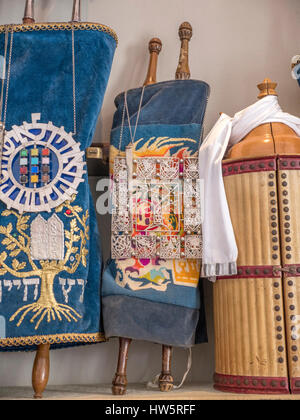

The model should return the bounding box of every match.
[175,22,193,80]
[32,344,50,399]
[23,0,35,24]
[143,38,162,86]
[257,78,278,99]
[71,0,81,22]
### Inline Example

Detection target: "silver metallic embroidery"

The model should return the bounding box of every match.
[159,157,179,180]
[31,214,64,260]
[160,235,181,259]
[135,235,157,258]
[111,156,203,259]
[184,157,199,179]
[184,234,202,259]
[136,158,157,180]
[111,234,132,259]
[113,157,128,182]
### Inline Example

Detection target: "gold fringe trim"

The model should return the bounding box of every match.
[0,332,106,348]
[0,22,118,45]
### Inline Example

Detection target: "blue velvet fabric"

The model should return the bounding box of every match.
[103,80,209,347]
[0,26,116,351]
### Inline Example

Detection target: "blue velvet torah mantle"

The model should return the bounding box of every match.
[0,23,117,351]
[103,80,210,347]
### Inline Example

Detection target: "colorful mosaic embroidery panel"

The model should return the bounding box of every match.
[19,147,51,186]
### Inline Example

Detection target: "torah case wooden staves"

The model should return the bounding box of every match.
[214,78,300,394]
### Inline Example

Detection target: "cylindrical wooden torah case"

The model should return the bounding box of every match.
[214,80,300,394]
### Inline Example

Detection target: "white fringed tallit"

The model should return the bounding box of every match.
[199,95,300,281]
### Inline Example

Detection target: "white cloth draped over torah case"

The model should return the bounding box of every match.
[205,89,300,395]
[199,95,300,281]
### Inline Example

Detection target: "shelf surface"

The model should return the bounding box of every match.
[1,383,300,400]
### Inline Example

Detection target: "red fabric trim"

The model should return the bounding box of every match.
[278,156,300,171]
[222,156,276,177]
[217,265,281,280]
[283,264,300,278]
[214,372,290,394]
[290,378,300,394]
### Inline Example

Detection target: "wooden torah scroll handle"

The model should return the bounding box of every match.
[112,337,132,395]
[257,77,278,99]
[32,343,50,399]
[23,0,35,24]
[144,38,162,86]
[71,0,81,22]
[175,22,192,80]
[23,0,82,24]
[159,345,174,392]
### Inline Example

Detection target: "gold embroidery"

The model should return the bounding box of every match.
[0,22,118,45]
[173,259,200,288]
[0,332,105,348]
[0,195,90,330]
[109,137,197,173]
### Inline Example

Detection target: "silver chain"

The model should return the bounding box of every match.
[71,24,77,135]
[3,26,14,128]
[0,25,14,178]
[117,99,126,155]
[118,85,145,153]
[0,26,9,123]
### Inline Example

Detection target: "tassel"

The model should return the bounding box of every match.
[146,348,192,390]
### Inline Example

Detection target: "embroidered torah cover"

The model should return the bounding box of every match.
[102,80,209,347]
[0,23,117,351]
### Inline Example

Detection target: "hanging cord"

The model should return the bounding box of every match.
[0,26,9,121]
[0,25,14,179]
[0,24,76,133]
[71,24,77,136]
[124,85,145,146]
[117,85,146,154]
[117,100,126,155]
[1,25,14,127]
[147,347,193,390]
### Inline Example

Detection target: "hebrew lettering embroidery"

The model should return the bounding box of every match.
[0,278,39,303]
[0,196,89,330]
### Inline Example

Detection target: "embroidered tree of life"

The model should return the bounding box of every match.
[0,194,89,330]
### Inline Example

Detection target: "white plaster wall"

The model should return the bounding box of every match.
[0,0,299,388]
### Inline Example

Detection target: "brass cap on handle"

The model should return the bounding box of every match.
[144,38,162,86]
[149,37,162,54]
[178,21,193,41]
[175,22,192,80]
[257,78,278,99]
